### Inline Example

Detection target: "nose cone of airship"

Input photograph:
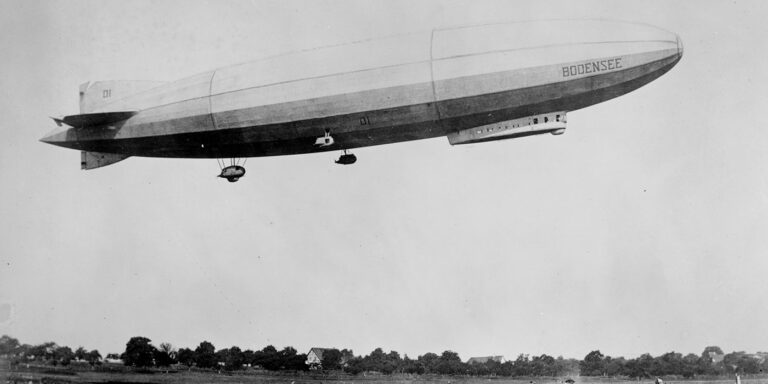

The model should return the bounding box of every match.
[433,19,683,71]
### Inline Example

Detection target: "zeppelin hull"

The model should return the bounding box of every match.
[42,20,683,159]
[67,54,680,158]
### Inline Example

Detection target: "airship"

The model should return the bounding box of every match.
[41,19,682,182]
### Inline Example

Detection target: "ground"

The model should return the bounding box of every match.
[3,361,768,384]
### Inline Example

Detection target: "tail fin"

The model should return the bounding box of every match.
[79,80,166,113]
[52,111,137,128]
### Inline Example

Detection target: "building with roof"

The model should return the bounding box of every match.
[306,348,329,369]
[747,352,768,364]
[306,348,353,370]
[467,356,504,364]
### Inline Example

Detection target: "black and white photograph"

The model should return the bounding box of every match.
[1,1,767,384]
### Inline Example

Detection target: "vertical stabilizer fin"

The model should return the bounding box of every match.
[81,151,130,170]
[79,80,166,113]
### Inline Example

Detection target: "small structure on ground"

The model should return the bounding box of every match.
[466,356,504,364]
[306,347,331,370]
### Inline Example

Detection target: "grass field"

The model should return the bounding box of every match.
[4,363,768,384]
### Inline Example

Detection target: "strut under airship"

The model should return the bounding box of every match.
[41,19,683,182]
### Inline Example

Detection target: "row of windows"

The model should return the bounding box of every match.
[475,114,563,135]
[532,114,562,124]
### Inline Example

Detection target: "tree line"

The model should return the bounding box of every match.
[125,337,307,371]
[0,335,101,367]
[579,347,768,378]
[2,335,766,378]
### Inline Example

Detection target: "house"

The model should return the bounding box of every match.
[305,348,351,370]
[708,352,725,364]
[467,356,504,364]
[749,352,768,364]
[306,348,331,369]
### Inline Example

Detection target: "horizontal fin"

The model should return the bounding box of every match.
[52,111,137,128]
[81,151,130,170]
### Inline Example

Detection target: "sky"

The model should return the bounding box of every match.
[1,0,768,361]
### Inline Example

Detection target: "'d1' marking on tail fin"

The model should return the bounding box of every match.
[79,80,166,113]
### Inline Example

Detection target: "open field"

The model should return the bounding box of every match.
[3,364,768,384]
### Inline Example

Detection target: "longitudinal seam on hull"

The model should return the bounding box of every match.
[429,29,443,123]
[208,70,218,131]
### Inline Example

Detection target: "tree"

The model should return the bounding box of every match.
[74,346,88,361]
[363,348,389,373]
[154,342,176,367]
[154,349,175,367]
[0,335,20,356]
[255,345,279,370]
[361,348,402,374]
[467,360,487,376]
[659,352,684,376]
[28,342,57,362]
[482,358,502,376]
[177,348,195,367]
[512,354,531,376]
[580,350,605,376]
[16,344,32,360]
[636,353,655,378]
[51,346,73,366]
[227,346,244,370]
[216,346,244,371]
[435,350,464,375]
[402,355,424,374]
[418,352,439,374]
[277,346,307,371]
[321,348,342,370]
[604,356,626,377]
[498,360,514,376]
[723,352,761,374]
[761,356,768,375]
[555,356,580,377]
[681,353,699,378]
[385,350,403,374]
[123,337,157,367]
[86,350,102,366]
[531,354,557,376]
[194,341,216,369]
[159,343,176,359]
[241,349,255,367]
[215,348,229,369]
[344,356,365,374]
[340,349,355,364]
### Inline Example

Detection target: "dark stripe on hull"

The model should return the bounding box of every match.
[73,55,680,158]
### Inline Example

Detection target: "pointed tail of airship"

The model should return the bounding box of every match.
[44,80,166,169]
[46,111,137,170]
[45,112,136,169]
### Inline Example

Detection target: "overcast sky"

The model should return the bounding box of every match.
[1,0,767,361]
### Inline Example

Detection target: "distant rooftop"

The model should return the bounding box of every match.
[708,352,725,363]
[467,356,504,364]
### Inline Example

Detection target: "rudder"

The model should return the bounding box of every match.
[81,151,130,170]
